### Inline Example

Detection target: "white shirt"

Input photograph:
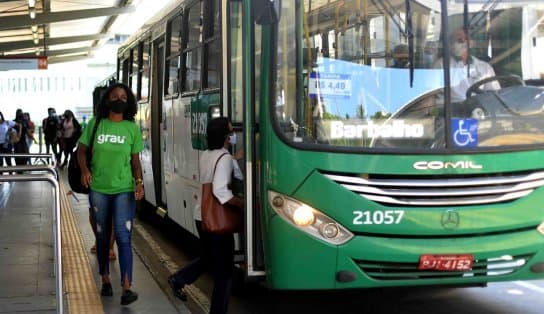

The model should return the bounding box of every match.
[434,56,500,102]
[194,148,234,221]
[0,120,15,145]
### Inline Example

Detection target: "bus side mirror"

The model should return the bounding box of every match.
[254,0,281,25]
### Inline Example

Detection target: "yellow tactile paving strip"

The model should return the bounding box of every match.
[59,180,104,314]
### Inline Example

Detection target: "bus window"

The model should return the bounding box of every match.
[275,0,544,150]
[183,2,202,92]
[443,3,544,147]
[166,14,182,96]
[130,45,139,98]
[120,57,129,85]
[276,0,443,147]
[140,39,151,101]
[229,0,243,123]
[203,0,220,89]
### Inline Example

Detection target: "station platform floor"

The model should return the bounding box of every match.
[0,169,192,314]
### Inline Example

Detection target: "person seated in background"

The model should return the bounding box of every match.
[392,44,410,68]
[422,40,438,68]
[433,28,500,102]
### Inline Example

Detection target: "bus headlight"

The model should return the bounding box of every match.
[293,205,315,227]
[537,222,544,236]
[268,190,353,245]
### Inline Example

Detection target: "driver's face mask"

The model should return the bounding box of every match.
[453,41,468,58]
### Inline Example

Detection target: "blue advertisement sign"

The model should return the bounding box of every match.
[308,72,352,99]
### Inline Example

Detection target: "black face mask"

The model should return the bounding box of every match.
[108,100,128,114]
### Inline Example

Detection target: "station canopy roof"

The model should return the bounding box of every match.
[0,0,137,64]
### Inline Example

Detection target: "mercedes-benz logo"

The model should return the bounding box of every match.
[441,210,460,229]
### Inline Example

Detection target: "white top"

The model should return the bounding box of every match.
[434,56,500,103]
[194,148,234,221]
[63,118,74,138]
[0,120,16,145]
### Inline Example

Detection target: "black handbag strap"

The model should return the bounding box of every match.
[86,117,101,164]
[88,118,101,151]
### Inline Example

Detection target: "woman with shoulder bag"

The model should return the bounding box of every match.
[77,82,144,306]
[59,110,82,169]
[168,117,243,314]
[12,109,29,167]
[0,111,16,167]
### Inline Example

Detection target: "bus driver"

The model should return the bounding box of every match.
[434,28,500,102]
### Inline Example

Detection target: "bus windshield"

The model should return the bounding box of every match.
[274,0,544,150]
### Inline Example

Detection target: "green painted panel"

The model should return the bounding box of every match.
[190,93,220,150]
[265,215,338,289]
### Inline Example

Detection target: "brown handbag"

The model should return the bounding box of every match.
[201,153,243,234]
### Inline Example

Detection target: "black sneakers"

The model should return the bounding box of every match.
[101,282,138,305]
[167,275,188,301]
[121,289,138,305]
[100,283,113,296]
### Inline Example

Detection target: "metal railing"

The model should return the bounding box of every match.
[0,164,58,179]
[0,152,57,166]
[0,156,63,314]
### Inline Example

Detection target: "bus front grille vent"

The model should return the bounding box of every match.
[354,254,533,281]
[323,170,544,206]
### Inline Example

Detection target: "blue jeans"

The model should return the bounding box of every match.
[89,190,136,285]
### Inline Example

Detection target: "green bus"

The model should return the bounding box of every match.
[117,0,544,290]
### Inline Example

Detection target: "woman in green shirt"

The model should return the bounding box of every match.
[77,82,144,306]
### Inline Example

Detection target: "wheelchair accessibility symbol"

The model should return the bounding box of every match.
[451,118,478,147]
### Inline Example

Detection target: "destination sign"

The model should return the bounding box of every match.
[0,57,48,71]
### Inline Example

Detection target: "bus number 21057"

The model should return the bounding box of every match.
[353,210,404,225]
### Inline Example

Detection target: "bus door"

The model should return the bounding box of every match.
[151,38,168,209]
[225,0,267,278]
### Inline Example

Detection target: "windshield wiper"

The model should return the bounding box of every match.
[406,0,414,87]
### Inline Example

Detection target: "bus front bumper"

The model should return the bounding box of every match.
[266,215,544,289]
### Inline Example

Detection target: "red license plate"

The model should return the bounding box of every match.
[418,254,474,271]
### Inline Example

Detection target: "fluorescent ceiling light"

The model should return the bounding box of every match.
[28,0,36,7]
[33,38,39,44]
[29,8,36,19]
[31,25,37,32]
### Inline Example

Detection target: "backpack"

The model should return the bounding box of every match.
[5,127,20,145]
[44,116,61,140]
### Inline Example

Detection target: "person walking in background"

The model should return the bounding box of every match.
[59,110,81,169]
[81,114,88,130]
[13,109,29,166]
[42,108,61,163]
[168,117,244,314]
[0,111,16,168]
[23,112,36,154]
[77,82,144,306]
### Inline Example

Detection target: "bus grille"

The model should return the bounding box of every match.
[323,170,544,206]
[355,254,533,281]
